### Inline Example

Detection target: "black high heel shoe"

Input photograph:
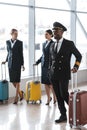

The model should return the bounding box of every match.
[53,100,56,104]
[45,97,52,105]
[13,97,18,104]
[13,101,18,104]
[20,91,24,101]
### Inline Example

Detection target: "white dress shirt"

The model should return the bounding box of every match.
[45,40,50,48]
[10,39,17,48]
[55,37,63,53]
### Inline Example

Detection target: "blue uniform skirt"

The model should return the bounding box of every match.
[41,67,51,85]
[9,68,21,83]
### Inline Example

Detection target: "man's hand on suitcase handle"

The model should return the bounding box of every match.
[33,63,37,66]
[21,65,25,71]
[1,61,6,64]
[71,67,77,73]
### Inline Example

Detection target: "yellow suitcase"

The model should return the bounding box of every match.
[25,80,41,104]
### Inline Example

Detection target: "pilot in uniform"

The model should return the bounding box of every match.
[49,22,82,123]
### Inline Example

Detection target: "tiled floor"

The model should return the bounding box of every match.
[0,84,87,130]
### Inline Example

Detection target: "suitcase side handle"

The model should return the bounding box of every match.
[1,63,6,81]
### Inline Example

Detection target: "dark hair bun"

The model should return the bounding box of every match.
[46,29,53,37]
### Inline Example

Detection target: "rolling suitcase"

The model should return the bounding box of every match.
[25,65,41,104]
[69,73,87,129]
[0,63,9,101]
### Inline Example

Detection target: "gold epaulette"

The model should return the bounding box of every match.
[75,61,80,66]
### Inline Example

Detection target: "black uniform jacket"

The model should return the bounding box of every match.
[36,39,54,68]
[6,39,24,70]
[49,38,82,80]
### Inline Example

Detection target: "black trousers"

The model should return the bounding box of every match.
[51,79,69,116]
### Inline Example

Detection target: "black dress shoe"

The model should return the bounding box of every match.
[55,115,67,123]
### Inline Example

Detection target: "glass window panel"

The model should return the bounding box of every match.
[35,8,70,75]
[0,0,28,5]
[0,5,29,79]
[77,0,87,12]
[76,13,87,45]
[35,0,70,10]
[76,13,87,69]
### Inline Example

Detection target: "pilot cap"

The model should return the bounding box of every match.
[52,22,67,31]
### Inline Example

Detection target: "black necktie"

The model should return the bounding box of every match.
[55,43,58,54]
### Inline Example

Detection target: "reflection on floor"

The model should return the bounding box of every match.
[0,84,87,130]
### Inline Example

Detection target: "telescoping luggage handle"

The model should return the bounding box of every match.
[33,65,39,81]
[71,72,78,92]
[1,63,6,81]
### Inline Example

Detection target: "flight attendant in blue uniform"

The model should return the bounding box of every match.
[2,29,25,104]
[49,22,82,123]
[34,29,56,105]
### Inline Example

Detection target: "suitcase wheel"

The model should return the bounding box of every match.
[31,100,36,104]
[27,100,29,104]
[32,100,41,104]
[34,101,36,104]
[39,100,42,104]
[70,124,72,128]
[33,101,36,104]
[0,100,8,104]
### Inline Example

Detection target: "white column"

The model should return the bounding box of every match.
[29,0,35,77]
[70,0,76,68]
[70,0,76,43]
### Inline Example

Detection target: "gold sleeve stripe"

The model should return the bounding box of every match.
[75,61,80,66]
